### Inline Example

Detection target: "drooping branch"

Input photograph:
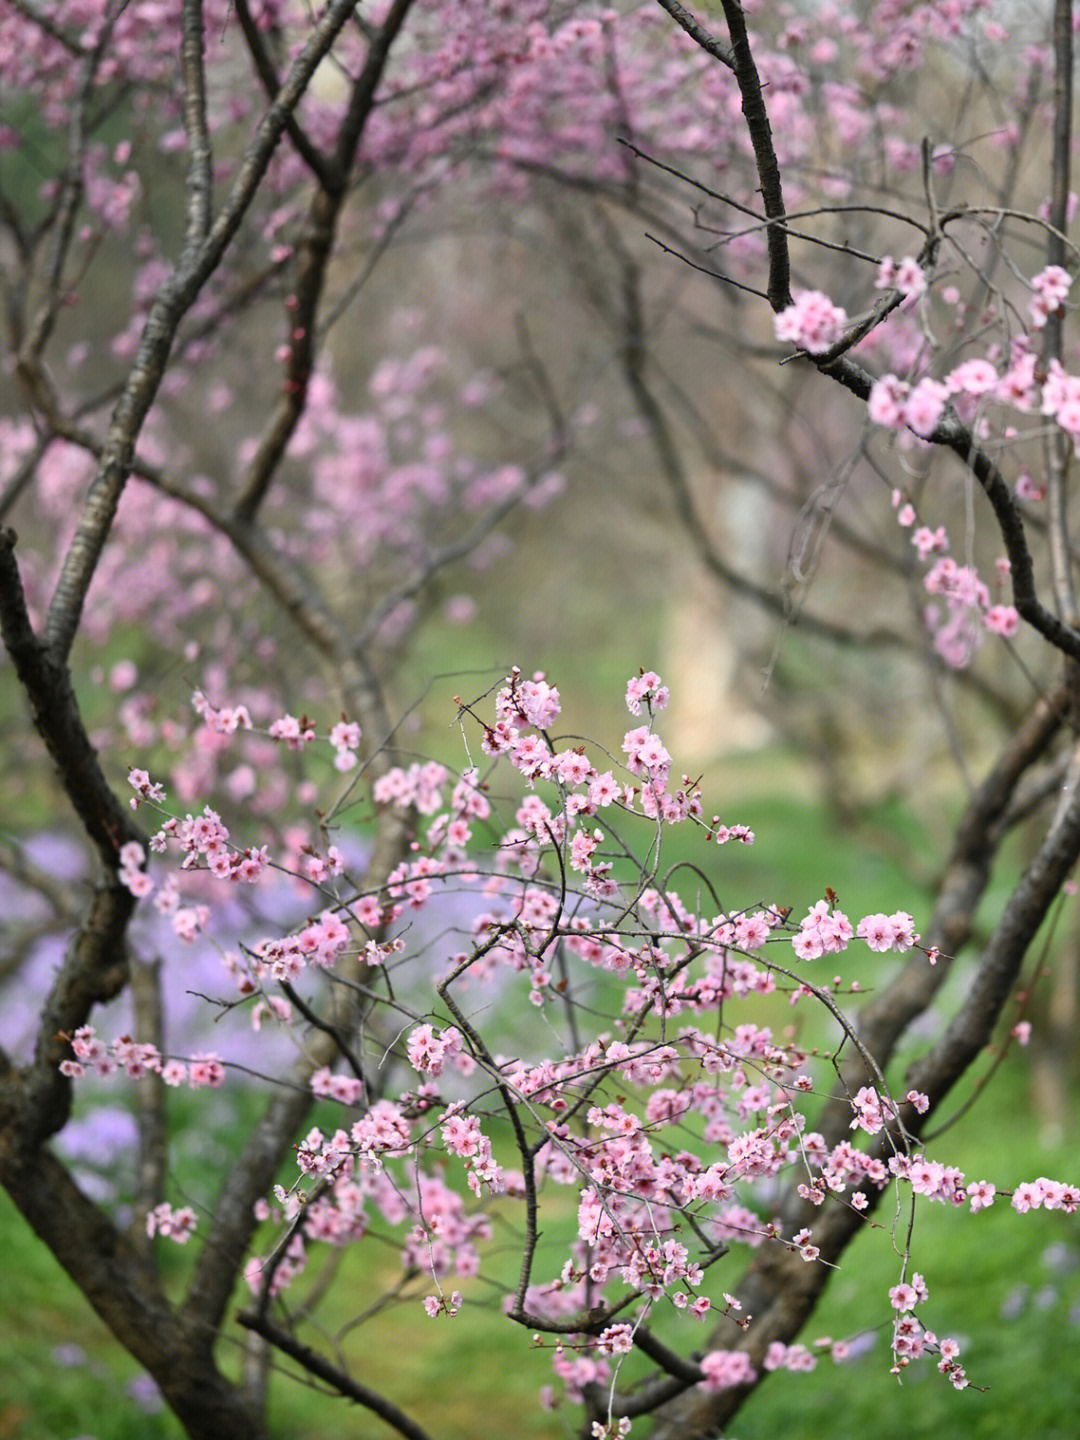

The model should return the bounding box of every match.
[1042,0,1075,623]
[662,0,1080,666]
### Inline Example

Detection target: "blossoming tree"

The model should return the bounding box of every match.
[2,2,1080,1439]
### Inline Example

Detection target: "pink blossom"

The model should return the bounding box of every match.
[997,343,1039,409]
[867,374,908,427]
[1042,360,1080,436]
[189,1053,225,1089]
[850,1086,886,1135]
[1011,1181,1041,1213]
[775,290,848,354]
[856,913,896,952]
[146,1202,197,1244]
[968,1180,996,1212]
[269,714,316,750]
[597,1323,635,1355]
[515,677,561,728]
[905,377,947,436]
[912,525,948,560]
[698,1348,757,1391]
[625,671,669,715]
[734,912,771,950]
[984,605,1019,638]
[1029,264,1072,329]
[128,767,165,806]
[794,901,852,959]
[876,254,926,298]
[946,358,997,396]
[793,929,824,961]
[589,771,620,807]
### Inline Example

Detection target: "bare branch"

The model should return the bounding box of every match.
[654,0,734,70]
[0,1150,266,1440]
[1042,0,1075,623]
[233,0,334,187]
[716,0,790,311]
[180,0,214,255]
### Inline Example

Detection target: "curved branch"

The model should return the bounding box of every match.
[819,345,1080,662]
[236,1309,433,1440]
[655,0,734,69]
[0,1147,267,1440]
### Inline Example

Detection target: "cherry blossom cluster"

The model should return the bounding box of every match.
[1028,264,1072,329]
[126,773,274,896]
[60,1026,222,1092]
[192,692,362,771]
[406,1023,466,1077]
[624,669,670,715]
[875,255,926,300]
[9,2,1080,1432]
[888,493,1020,667]
[145,1202,198,1245]
[241,1112,496,1300]
[864,314,1080,439]
[774,290,848,354]
[790,902,917,961]
[60,668,1080,1407]
[770,219,1077,676]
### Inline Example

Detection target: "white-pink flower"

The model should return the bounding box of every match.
[876,254,926,298]
[946,358,997,396]
[775,290,848,354]
[888,1282,918,1312]
[984,604,1019,637]
[1029,264,1072,329]
[905,377,947,436]
[868,373,909,427]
